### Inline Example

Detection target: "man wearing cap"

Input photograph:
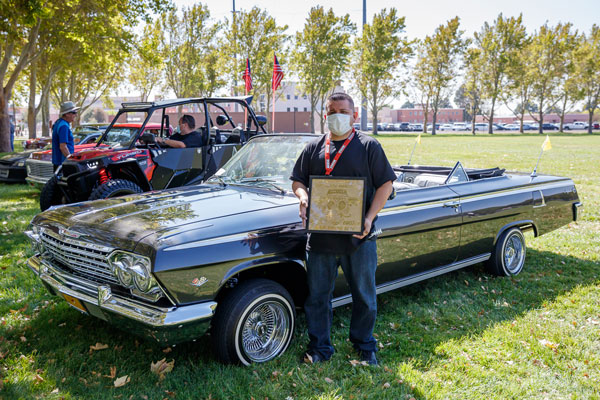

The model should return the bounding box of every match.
[52,101,80,171]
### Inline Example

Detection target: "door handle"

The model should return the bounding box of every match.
[443,201,460,208]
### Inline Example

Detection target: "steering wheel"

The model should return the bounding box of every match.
[140,132,163,149]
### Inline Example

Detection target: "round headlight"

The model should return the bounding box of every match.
[117,267,133,287]
[131,261,154,292]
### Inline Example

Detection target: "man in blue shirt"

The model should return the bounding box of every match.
[52,101,80,170]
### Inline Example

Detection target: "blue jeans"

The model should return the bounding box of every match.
[304,239,378,359]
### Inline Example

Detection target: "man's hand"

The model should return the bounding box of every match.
[353,216,372,239]
[292,181,309,228]
[299,195,308,228]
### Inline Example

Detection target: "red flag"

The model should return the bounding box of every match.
[272,54,284,91]
[242,58,252,92]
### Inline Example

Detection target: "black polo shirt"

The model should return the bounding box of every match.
[169,130,204,147]
[290,131,397,253]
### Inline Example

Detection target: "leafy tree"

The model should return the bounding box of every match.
[290,6,355,133]
[474,14,528,134]
[528,22,578,133]
[456,48,483,133]
[0,0,169,151]
[502,37,535,133]
[160,4,224,99]
[574,24,600,133]
[555,32,584,131]
[225,7,288,132]
[129,20,164,102]
[413,17,465,135]
[352,8,411,135]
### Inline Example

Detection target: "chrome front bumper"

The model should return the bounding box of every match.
[27,255,217,344]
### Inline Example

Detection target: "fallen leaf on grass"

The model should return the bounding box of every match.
[104,366,117,379]
[90,343,109,351]
[165,390,176,397]
[383,382,390,389]
[162,347,172,354]
[114,375,130,387]
[33,374,44,384]
[389,322,400,330]
[349,359,368,367]
[151,358,174,380]
[51,388,59,394]
[538,339,559,350]
[303,353,313,364]
[272,370,280,378]
[20,336,26,342]
[324,377,333,384]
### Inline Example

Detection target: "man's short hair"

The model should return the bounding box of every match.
[326,92,354,111]
[180,114,195,130]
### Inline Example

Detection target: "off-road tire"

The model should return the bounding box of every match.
[212,279,295,365]
[88,179,143,201]
[40,175,65,211]
[486,227,526,276]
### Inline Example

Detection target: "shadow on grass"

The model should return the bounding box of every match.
[0,247,596,399]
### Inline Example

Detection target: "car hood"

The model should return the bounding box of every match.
[0,150,36,163]
[31,184,300,253]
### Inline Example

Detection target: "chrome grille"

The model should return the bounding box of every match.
[26,159,54,180]
[40,230,118,284]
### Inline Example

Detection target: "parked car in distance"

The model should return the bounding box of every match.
[493,123,507,131]
[504,124,520,131]
[409,123,423,132]
[452,122,468,131]
[24,137,52,149]
[439,123,453,131]
[398,122,411,131]
[25,133,581,365]
[366,123,373,131]
[541,123,559,131]
[563,121,588,130]
[592,122,599,129]
[474,123,488,131]
[25,129,110,189]
[0,149,38,183]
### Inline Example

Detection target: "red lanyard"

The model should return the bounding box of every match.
[324,130,355,175]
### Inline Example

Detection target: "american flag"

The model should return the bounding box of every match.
[272,54,284,91]
[242,58,252,92]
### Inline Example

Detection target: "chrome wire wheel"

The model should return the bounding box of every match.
[238,298,292,363]
[501,229,526,275]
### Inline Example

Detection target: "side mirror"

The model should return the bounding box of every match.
[140,132,156,144]
[255,115,268,127]
[216,115,228,126]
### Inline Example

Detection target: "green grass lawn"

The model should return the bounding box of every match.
[1,134,598,399]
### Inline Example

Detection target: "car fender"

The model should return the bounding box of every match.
[106,160,152,191]
[493,219,538,245]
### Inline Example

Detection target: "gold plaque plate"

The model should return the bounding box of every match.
[307,176,366,234]
[62,293,88,314]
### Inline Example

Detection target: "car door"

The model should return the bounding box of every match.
[149,148,204,189]
[332,183,462,299]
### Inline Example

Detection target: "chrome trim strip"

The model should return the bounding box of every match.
[331,254,491,308]
[458,181,570,204]
[27,255,216,327]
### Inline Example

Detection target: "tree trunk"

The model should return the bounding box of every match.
[41,94,50,137]
[432,109,437,135]
[28,67,37,139]
[422,110,428,134]
[488,100,495,134]
[588,109,595,134]
[471,105,476,135]
[0,91,11,152]
[519,113,525,134]
[372,110,378,136]
[538,106,544,134]
[309,99,316,134]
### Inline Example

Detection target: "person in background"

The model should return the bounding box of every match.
[52,101,80,171]
[156,114,204,148]
[9,116,15,152]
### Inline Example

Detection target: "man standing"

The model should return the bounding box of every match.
[156,114,204,148]
[290,93,396,365]
[52,101,80,171]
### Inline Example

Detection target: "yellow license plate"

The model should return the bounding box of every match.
[62,293,87,313]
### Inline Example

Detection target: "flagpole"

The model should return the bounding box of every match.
[407,141,417,166]
[272,90,275,133]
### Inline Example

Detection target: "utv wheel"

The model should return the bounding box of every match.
[40,175,65,211]
[88,179,143,200]
[212,279,295,365]
[487,227,526,276]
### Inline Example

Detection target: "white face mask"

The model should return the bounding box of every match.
[327,113,352,136]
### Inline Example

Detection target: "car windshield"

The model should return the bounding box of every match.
[208,135,316,192]
[102,127,140,147]
[73,131,96,144]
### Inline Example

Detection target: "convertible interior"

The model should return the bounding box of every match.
[392,162,506,190]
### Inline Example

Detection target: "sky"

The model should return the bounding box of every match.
[175,0,598,39]
[166,0,598,111]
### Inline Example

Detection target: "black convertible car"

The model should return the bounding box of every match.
[25,134,581,365]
